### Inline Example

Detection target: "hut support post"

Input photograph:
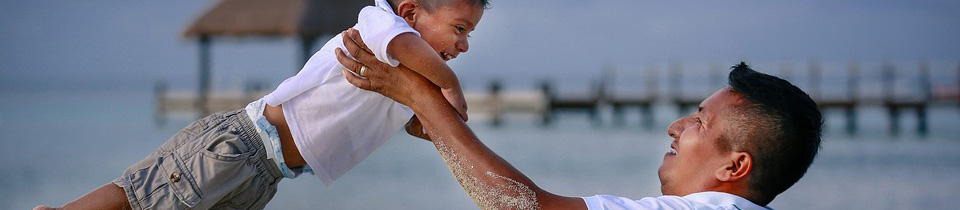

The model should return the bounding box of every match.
[197,36,211,116]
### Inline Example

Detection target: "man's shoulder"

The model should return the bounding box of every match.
[583,195,691,210]
[582,192,770,210]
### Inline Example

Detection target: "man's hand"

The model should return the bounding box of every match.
[335,28,438,107]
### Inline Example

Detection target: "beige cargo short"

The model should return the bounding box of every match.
[112,110,284,210]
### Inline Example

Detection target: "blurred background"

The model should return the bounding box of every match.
[2,0,960,209]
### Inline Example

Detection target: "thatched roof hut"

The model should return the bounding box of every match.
[182,0,369,114]
[184,0,367,39]
[184,0,368,61]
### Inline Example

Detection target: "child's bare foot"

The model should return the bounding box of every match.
[32,205,60,210]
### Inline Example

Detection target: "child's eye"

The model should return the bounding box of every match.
[455,26,465,33]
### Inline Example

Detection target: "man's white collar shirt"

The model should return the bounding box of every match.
[582,191,771,210]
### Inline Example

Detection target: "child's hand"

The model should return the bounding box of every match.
[441,87,469,122]
[405,115,431,141]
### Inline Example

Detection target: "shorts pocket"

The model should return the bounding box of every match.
[200,132,254,162]
[158,152,203,208]
[123,153,201,209]
[181,128,258,209]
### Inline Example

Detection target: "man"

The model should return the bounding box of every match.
[335,29,822,209]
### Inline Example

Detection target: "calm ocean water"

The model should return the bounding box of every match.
[1,88,958,210]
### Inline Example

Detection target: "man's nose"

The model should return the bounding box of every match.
[667,117,685,139]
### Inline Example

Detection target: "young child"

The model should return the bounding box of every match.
[35,0,486,209]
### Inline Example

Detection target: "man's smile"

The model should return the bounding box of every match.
[666,141,679,156]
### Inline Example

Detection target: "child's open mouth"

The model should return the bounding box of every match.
[440,52,455,61]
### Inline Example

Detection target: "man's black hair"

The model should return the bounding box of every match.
[386,0,490,13]
[721,62,823,205]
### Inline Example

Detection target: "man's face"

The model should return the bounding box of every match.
[658,87,744,196]
[410,0,483,61]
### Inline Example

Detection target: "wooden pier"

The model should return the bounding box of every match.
[808,61,859,134]
[156,60,960,134]
[607,64,659,128]
[881,61,932,136]
[539,79,604,125]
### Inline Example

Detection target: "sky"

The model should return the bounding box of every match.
[1,0,959,92]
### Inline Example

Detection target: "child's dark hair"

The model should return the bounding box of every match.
[386,0,490,13]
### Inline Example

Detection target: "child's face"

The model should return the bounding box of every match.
[409,1,484,61]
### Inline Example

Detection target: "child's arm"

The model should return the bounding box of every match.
[385,32,469,121]
[387,33,458,90]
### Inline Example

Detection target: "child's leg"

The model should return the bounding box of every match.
[33,183,131,210]
[37,110,284,210]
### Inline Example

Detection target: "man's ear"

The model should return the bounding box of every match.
[715,151,752,182]
[395,0,419,27]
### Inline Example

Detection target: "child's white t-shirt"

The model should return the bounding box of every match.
[261,0,419,186]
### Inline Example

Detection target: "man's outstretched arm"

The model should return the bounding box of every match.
[415,87,587,210]
[336,30,587,210]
